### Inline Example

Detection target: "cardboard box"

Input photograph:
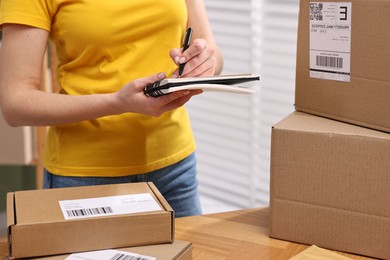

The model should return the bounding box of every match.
[7,182,174,259]
[30,240,192,260]
[295,0,390,132]
[269,112,390,259]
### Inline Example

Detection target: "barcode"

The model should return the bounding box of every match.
[310,3,323,21]
[110,253,154,260]
[66,206,113,218]
[316,56,343,69]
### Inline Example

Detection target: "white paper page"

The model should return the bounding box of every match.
[309,2,352,82]
[65,249,156,260]
[164,84,256,95]
[59,193,162,220]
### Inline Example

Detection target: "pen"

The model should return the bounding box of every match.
[178,27,193,77]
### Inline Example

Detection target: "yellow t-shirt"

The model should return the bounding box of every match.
[0,0,196,176]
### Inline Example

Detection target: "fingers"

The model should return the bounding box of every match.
[147,89,203,117]
[143,90,191,117]
[132,72,166,92]
[158,90,202,113]
[169,48,182,61]
[171,38,216,78]
[182,39,207,61]
[117,72,202,117]
[157,89,191,104]
[182,54,216,77]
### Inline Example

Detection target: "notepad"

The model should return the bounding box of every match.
[143,74,260,97]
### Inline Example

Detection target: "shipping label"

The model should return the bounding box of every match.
[59,193,162,220]
[65,249,156,260]
[309,2,352,82]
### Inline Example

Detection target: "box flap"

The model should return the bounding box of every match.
[174,241,192,260]
[124,240,191,260]
[22,240,192,260]
[6,192,15,258]
[6,192,15,228]
[147,182,175,241]
[147,182,173,213]
[274,112,390,140]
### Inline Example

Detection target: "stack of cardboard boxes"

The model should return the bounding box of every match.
[7,182,192,259]
[269,0,390,259]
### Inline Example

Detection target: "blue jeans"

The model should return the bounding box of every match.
[43,153,202,218]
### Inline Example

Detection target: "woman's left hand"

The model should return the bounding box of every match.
[169,38,217,78]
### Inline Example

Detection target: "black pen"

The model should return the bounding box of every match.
[178,27,193,77]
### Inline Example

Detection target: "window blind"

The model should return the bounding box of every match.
[187,0,299,212]
[255,0,300,206]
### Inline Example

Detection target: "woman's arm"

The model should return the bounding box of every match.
[169,0,224,77]
[0,24,197,127]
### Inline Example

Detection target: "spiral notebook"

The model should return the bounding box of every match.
[144,74,260,97]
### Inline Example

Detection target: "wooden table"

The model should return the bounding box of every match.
[0,207,376,259]
[174,207,376,260]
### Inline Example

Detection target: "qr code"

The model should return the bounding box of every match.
[310,3,323,21]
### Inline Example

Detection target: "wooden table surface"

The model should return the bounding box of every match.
[174,207,376,260]
[0,207,377,260]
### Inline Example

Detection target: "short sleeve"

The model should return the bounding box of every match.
[0,0,56,31]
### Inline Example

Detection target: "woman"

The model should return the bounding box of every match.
[0,0,223,217]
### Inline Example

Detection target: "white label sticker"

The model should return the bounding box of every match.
[65,249,156,260]
[309,2,352,82]
[59,193,162,220]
